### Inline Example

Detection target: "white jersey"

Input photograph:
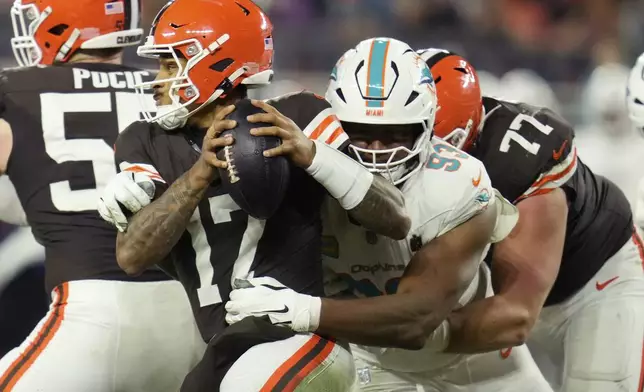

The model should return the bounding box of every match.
[322,138,517,373]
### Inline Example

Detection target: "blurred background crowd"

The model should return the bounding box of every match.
[2,0,644,356]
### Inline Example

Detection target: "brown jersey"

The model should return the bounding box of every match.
[1,63,169,292]
[114,91,349,342]
[475,97,633,305]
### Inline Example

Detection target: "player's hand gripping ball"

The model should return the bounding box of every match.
[247,99,316,168]
[216,99,290,220]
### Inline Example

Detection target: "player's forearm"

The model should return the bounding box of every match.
[445,295,533,353]
[116,160,214,275]
[446,190,567,352]
[348,175,410,240]
[316,293,450,350]
[306,141,410,239]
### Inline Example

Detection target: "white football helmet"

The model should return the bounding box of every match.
[627,53,644,136]
[326,37,437,185]
[583,62,629,133]
[499,69,561,113]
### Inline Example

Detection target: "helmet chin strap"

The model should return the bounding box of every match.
[54,28,81,62]
[157,66,248,131]
[383,164,408,185]
[156,104,189,131]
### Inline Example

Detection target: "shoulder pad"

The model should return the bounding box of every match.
[404,141,494,241]
[0,66,51,95]
[476,98,576,202]
[0,67,38,116]
[268,90,329,128]
[119,120,159,140]
[269,90,349,151]
[114,121,159,160]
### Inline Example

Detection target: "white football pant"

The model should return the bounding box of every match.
[221,333,356,391]
[529,228,644,392]
[350,264,552,391]
[0,280,205,392]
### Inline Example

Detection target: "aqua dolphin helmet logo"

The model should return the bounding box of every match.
[419,62,434,86]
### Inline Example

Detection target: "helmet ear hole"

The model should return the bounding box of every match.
[48,23,68,36]
[405,91,419,106]
[335,88,346,103]
[210,58,234,72]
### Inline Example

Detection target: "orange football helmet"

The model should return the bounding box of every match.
[417,49,483,152]
[10,0,143,67]
[136,0,274,130]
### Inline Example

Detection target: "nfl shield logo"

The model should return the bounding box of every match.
[357,367,372,386]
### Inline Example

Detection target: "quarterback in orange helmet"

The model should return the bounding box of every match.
[97,1,410,390]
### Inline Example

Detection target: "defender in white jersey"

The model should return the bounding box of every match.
[225,38,551,391]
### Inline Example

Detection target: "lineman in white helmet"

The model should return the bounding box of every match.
[627,53,644,135]
[578,62,644,208]
[627,54,644,230]
[224,37,552,391]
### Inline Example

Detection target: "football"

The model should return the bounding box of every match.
[216,99,291,220]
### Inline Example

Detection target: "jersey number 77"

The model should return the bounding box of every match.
[499,113,553,155]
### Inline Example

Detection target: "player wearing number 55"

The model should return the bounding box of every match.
[97,1,410,391]
[0,1,204,392]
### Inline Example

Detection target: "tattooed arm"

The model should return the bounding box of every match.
[115,159,213,275]
[347,174,410,240]
[114,106,237,276]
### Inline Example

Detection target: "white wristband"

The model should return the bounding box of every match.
[636,177,644,230]
[293,294,321,333]
[415,319,451,352]
[305,140,374,210]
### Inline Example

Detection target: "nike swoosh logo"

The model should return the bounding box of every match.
[170,23,189,29]
[552,140,568,161]
[261,284,288,291]
[252,305,289,314]
[500,348,512,359]
[595,276,619,291]
[472,169,482,187]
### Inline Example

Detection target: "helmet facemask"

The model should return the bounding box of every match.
[135,34,251,131]
[344,120,432,185]
[10,1,49,67]
[326,38,438,186]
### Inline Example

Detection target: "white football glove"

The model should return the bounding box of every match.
[97,171,155,233]
[636,177,644,231]
[225,276,322,333]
